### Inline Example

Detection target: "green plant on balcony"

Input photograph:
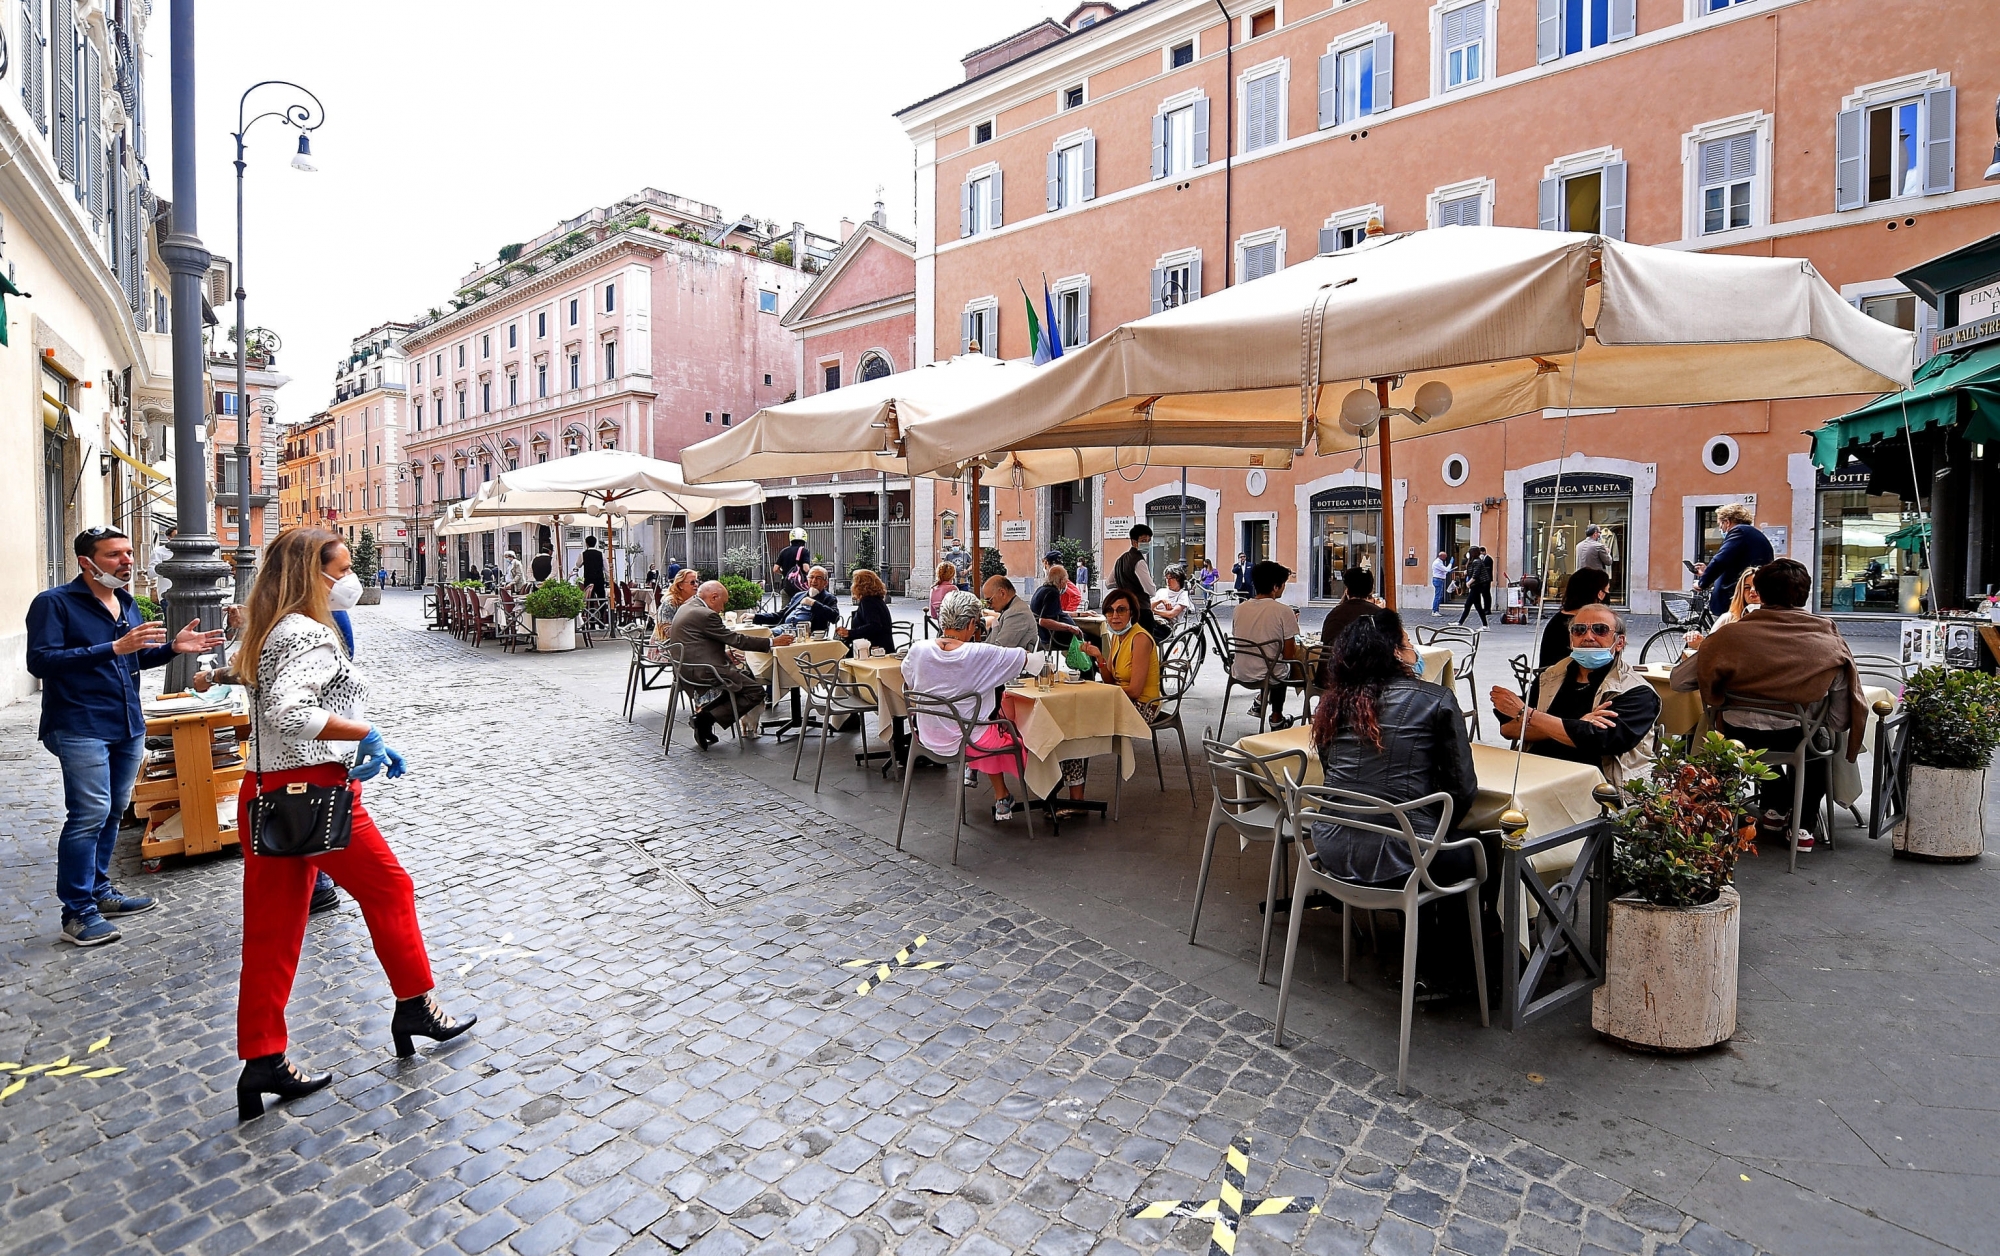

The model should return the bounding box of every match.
[497,242,524,263]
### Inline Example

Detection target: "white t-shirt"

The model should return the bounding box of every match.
[1230,597,1299,681]
[1153,586,1191,617]
[900,640,1028,757]
[1432,557,1451,581]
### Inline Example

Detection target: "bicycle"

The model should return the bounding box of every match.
[1640,592,1715,665]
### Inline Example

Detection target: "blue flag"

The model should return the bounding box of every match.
[1042,279,1065,360]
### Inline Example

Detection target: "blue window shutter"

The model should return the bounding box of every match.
[1834,107,1865,211]
[1609,0,1636,41]
[1537,0,1561,62]
[1922,87,1956,196]
[1082,137,1096,200]
[1192,98,1210,167]
[1151,112,1166,179]
[1046,148,1061,211]
[1601,161,1627,240]
[1538,178,1560,231]
[1318,51,1336,129]
[1370,33,1394,113]
[1319,226,1338,253]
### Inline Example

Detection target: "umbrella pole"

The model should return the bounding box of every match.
[969,467,982,587]
[1376,378,1397,611]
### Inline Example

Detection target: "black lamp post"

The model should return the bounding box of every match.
[230,80,323,596]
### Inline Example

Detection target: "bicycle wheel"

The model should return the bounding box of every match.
[1639,627,1687,665]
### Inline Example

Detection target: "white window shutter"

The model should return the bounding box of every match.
[1536,0,1561,63]
[1151,267,1166,314]
[1082,137,1096,200]
[1188,255,1202,299]
[1538,178,1561,231]
[1834,107,1865,211]
[1609,0,1636,42]
[984,309,999,357]
[961,311,972,353]
[1370,33,1394,112]
[1244,77,1264,150]
[1151,112,1167,179]
[1318,51,1336,129]
[988,169,1003,228]
[1046,149,1060,211]
[1923,87,1956,196]
[1601,161,1627,240]
[1193,98,1210,167]
[1076,287,1089,345]
[960,181,973,238]
[1320,226,1339,253]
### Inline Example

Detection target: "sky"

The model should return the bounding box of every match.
[143,0,1066,420]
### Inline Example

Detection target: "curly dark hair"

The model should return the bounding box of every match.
[1310,610,1413,753]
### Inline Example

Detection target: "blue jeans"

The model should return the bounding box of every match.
[43,732,145,920]
[1431,578,1447,612]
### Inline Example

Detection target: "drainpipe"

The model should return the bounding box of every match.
[1215,0,1234,289]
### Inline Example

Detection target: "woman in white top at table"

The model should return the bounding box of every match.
[1151,568,1192,629]
[1683,567,1760,652]
[902,590,1042,822]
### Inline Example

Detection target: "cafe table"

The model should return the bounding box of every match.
[1296,637,1453,690]
[1001,678,1154,805]
[841,652,909,732]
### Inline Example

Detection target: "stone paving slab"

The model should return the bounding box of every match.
[0,615,1768,1256]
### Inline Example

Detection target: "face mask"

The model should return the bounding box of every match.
[1108,621,1133,636]
[84,560,130,592]
[1571,647,1615,670]
[1410,652,1426,678]
[326,571,363,611]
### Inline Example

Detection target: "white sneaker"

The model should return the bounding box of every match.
[1792,829,1815,852]
[993,798,1015,822]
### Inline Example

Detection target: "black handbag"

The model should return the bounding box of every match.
[246,659,354,859]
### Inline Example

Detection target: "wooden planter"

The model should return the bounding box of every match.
[1895,765,1987,862]
[1591,886,1739,1053]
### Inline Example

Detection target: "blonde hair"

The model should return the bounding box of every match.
[239,528,343,683]
[1727,566,1761,620]
[851,568,887,601]
[936,561,957,584]
[1716,502,1754,527]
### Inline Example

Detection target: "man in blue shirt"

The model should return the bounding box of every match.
[1693,502,1775,616]
[27,527,225,946]
[753,565,841,636]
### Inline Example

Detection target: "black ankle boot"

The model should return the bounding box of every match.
[237,1052,332,1120]
[390,992,477,1058]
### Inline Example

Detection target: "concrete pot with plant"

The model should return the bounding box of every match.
[1895,665,2000,862]
[524,579,584,653]
[1591,732,1776,1052]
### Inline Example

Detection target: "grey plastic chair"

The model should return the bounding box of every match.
[792,654,881,792]
[1707,689,1838,872]
[1147,630,1205,799]
[1416,624,1483,738]
[1189,738,1310,984]
[660,642,755,757]
[1219,637,1306,738]
[895,688,1036,864]
[1271,778,1490,1094]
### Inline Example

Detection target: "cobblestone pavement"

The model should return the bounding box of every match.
[0,618,1766,1256]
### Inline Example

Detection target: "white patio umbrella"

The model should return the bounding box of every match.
[905,227,1915,606]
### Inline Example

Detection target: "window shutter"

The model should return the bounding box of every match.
[984,309,999,357]
[1318,51,1336,129]
[1244,76,1263,150]
[1188,255,1202,299]
[51,0,75,183]
[84,40,102,223]
[1443,5,1482,49]
[1319,226,1338,254]
[22,0,47,135]
[959,181,973,238]
[1538,178,1560,231]
[1075,287,1089,345]
[1608,0,1636,41]
[1192,98,1210,167]
[1922,87,1956,196]
[125,177,144,318]
[988,168,1003,228]
[1834,106,1865,211]
[1916,299,1939,364]
[1046,148,1061,212]
[1151,112,1167,179]
[1370,33,1394,112]
[1152,267,1166,314]
[1600,161,1627,240]
[1081,137,1096,200]
[1536,0,1561,63]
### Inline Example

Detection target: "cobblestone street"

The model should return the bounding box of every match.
[3,610,1772,1256]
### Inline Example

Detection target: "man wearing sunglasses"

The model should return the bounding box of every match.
[1490,603,1657,786]
[27,527,227,946]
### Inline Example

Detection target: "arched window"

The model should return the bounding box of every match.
[858,353,893,383]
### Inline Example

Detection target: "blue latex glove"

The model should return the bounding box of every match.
[350,728,409,782]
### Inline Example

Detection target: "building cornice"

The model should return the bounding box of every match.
[404,234,670,349]
[789,294,918,338]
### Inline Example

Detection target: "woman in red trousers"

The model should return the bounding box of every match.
[233,527,474,1119]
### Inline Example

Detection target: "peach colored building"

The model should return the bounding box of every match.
[276,412,335,537]
[315,322,420,579]
[401,189,831,581]
[205,337,288,564]
[897,0,2000,615]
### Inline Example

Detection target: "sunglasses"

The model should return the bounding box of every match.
[1568,623,1617,639]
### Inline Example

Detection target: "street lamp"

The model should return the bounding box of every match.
[230,79,323,597]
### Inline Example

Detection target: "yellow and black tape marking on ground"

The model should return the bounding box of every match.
[1128,1133,1319,1256]
[0,1035,125,1102]
[840,933,955,996]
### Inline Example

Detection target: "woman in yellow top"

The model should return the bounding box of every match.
[1082,588,1161,719]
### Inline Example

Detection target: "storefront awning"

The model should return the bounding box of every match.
[109,445,169,481]
[1884,518,1931,553]
[1811,340,2000,472]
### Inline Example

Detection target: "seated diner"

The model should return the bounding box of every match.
[1491,603,1657,786]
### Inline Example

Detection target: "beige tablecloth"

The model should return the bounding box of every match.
[737,627,849,695]
[1416,644,1455,691]
[841,655,907,734]
[1636,665,1894,807]
[1001,680,1153,798]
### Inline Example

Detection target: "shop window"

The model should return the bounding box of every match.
[1146,494,1208,576]
[1819,471,1922,612]
[1523,474,1631,605]
[1310,485,1382,600]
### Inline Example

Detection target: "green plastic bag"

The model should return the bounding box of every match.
[1065,635,1092,674]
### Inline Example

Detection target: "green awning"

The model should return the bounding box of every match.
[1811,339,2000,472]
[1884,519,1930,553]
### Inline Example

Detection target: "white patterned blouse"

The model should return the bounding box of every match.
[248,613,370,772]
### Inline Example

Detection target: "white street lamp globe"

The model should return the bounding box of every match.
[290,133,317,172]
[1413,380,1454,422]
[1338,387,1382,436]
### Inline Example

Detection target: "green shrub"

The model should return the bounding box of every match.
[721,545,764,580]
[1903,665,2000,770]
[1051,536,1092,586]
[450,578,483,589]
[719,575,763,612]
[1610,732,1776,908]
[523,580,584,620]
[980,548,1005,581]
[135,594,162,622]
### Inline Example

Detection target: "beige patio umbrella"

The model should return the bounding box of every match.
[904,227,1915,606]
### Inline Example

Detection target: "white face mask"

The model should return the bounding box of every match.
[325,571,363,611]
[85,561,130,592]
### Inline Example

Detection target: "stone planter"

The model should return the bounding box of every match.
[356,587,382,606]
[1895,765,1987,862]
[1591,886,1739,1053]
[534,616,576,653]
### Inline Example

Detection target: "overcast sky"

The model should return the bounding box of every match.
[143,0,1064,418]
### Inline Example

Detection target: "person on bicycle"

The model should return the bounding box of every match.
[1693,503,1772,615]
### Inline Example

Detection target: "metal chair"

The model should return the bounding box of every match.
[494,591,535,654]
[1706,689,1838,872]
[623,636,674,720]
[1851,653,1909,694]
[1219,637,1307,738]
[891,621,915,652]
[1508,653,1537,697]
[894,688,1036,864]
[1271,778,1490,1094]
[1189,739,1310,984]
[660,643,756,757]
[792,655,882,792]
[1147,631,1205,800]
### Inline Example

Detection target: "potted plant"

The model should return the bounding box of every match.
[1895,665,2000,861]
[523,579,585,652]
[1591,732,1775,1052]
[719,574,763,613]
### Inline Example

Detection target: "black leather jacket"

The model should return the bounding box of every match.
[1314,678,1478,853]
